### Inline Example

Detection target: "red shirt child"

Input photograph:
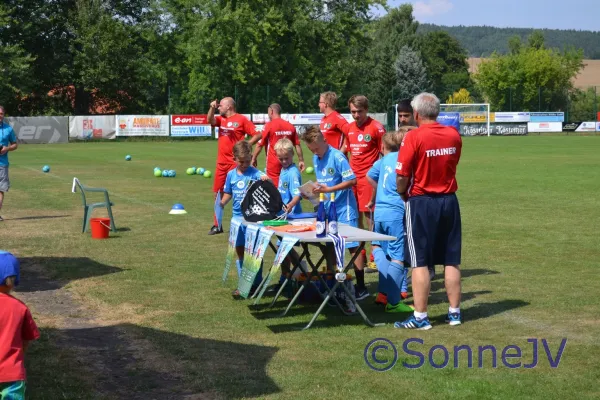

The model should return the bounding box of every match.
[0,252,40,393]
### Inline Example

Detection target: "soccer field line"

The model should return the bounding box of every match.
[18,165,207,217]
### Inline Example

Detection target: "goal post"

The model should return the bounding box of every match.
[440,103,491,136]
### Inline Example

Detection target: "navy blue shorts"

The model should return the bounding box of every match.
[404,194,461,268]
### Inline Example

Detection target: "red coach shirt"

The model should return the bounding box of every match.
[213,114,257,166]
[0,293,40,383]
[396,122,462,196]
[262,118,299,175]
[347,117,385,178]
[320,111,349,150]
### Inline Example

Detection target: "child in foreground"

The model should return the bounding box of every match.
[220,141,269,295]
[366,129,414,313]
[0,250,40,399]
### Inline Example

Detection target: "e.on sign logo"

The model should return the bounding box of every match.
[171,115,209,125]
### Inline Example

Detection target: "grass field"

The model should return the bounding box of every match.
[3,136,600,399]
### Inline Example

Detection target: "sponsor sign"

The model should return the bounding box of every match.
[69,116,116,140]
[530,112,564,122]
[252,114,270,124]
[171,125,212,137]
[286,114,324,125]
[6,116,69,144]
[575,121,597,132]
[282,113,387,126]
[117,115,169,136]
[170,114,211,137]
[527,122,562,133]
[437,112,460,131]
[460,123,528,136]
[171,114,208,125]
[597,122,600,132]
[562,122,582,132]
[494,112,530,123]
[460,112,488,123]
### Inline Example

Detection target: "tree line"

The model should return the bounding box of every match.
[0,1,591,118]
[0,1,474,116]
[418,24,600,59]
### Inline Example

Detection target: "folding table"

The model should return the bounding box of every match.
[243,219,397,330]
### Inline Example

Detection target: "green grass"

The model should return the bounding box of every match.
[3,137,600,399]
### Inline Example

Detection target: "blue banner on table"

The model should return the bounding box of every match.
[437,112,460,131]
[222,217,242,283]
[238,227,273,298]
[254,235,300,303]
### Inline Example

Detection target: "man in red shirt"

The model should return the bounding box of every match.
[347,95,385,270]
[250,104,305,187]
[394,93,463,331]
[0,251,40,398]
[319,92,350,153]
[207,97,260,235]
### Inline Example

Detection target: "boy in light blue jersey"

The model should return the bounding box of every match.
[220,141,269,295]
[366,129,414,313]
[303,126,370,300]
[274,138,302,215]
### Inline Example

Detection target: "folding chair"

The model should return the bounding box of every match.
[73,179,117,233]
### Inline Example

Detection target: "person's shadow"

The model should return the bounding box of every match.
[26,324,280,399]
[15,256,123,292]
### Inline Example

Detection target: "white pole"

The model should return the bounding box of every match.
[487,104,491,137]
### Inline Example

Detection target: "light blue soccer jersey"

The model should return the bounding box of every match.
[313,146,357,222]
[224,166,265,217]
[0,123,17,167]
[367,152,405,222]
[278,164,303,214]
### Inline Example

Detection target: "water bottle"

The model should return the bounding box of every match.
[328,192,338,235]
[316,192,326,238]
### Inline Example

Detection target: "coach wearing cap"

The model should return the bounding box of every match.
[394,92,463,331]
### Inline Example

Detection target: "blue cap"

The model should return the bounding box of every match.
[0,251,20,286]
[172,203,185,210]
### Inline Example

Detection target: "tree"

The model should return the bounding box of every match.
[568,87,598,122]
[67,0,169,114]
[508,35,522,55]
[474,32,584,111]
[0,0,171,115]
[446,88,474,104]
[367,4,419,111]
[528,30,545,50]
[0,4,35,110]
[169,0,383,113]
[417,31,471,101]
[393,45,430,101]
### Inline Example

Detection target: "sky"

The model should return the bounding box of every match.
[380,0,599,31]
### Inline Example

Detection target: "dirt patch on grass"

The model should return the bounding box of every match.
[14,266,220,400]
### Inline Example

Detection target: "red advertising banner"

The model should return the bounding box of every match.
[171,114,208,125]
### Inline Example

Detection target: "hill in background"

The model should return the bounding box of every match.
[418,24,600,59]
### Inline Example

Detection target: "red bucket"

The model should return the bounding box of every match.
[90,218,111,239]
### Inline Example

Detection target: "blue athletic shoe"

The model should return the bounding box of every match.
[445,312,462,326]
[394,315,432,330]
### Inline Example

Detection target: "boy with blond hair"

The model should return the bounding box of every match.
[0,251,40,399]
[274,138,302,215]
